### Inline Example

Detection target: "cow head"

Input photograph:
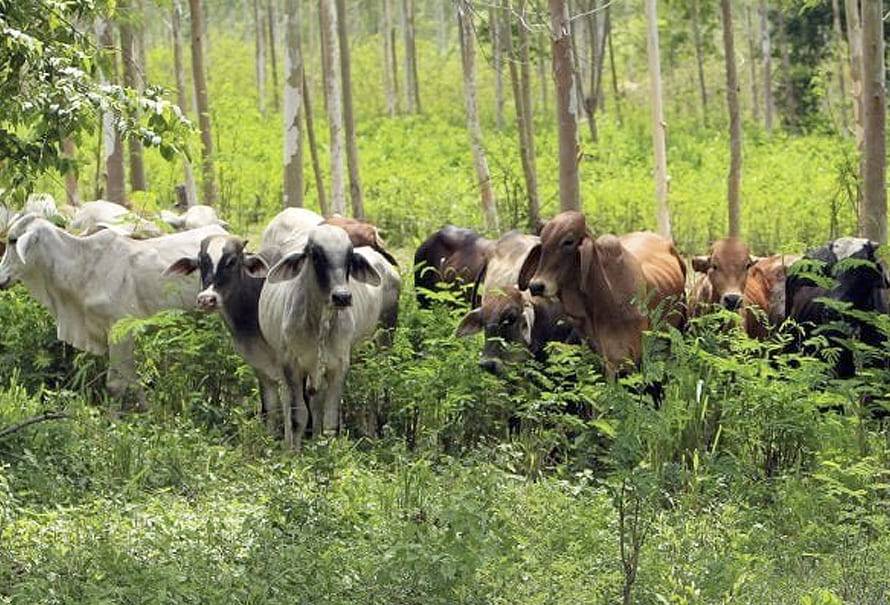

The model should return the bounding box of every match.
[0,214,50,290]
[456,287,535,375]
[266,225,381,308]
[324,216,399,267]
[165,235,267,311]
[692,238,756,311]
[821,237,888,310]
[518,211,590,300]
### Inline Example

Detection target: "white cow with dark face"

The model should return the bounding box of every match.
[258,224,401,449]
[0,214,225,403]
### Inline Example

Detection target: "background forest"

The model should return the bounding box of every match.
[2,0,890,603]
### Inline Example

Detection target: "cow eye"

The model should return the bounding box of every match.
[562,239,575,248]
[502,313,516,325]
[7,237,16,244]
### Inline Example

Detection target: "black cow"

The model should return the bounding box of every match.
[413,226,493,308]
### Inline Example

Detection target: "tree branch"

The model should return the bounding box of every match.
[0,412,70,440]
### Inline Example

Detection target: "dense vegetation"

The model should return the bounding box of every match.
[2,3,889,604]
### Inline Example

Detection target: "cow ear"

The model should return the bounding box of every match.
[243,254,268,278]
[520,303,535,346]
[164,256,199,276]
[267,251,307,284]
[351,252,381,286]
[691,256,710,273]
[15,232,38,264]
[579,237,594,292]
[455,308,483,337]
[517,243,541,291]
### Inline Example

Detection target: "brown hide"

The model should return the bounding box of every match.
[518,211,686,374]
[323,216,399,266]
[414,226,494,306]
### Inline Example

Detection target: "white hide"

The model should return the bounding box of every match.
[260,207,324,250]
[68,201,131,234]
[831,237,873,261]
[162,205,227,231]
[0,215,225,355]
[24,194,62,221]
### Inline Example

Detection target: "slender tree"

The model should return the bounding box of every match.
[436,0,448,54]
[303,73,328,214]
[402,0,421,113]
[690,0,708,119]
[607,7,622,124]
[172,0,198,207]
[591,2,608,113]
[336,0,364,218]
[62,137,80,206]
[491,5,504,130]
[860,0,885,242]
[537,31,548,115]
[759,0,773,133]
[319,0,346,215]
[267,0,280,112]
[721,0,742,237]
[845,0,864,200]
[382,0,399,115]
[570,2,593,142]
[831,0,848,131]
[283,0,304,208]
[518,0,539,197]
[549,0,580,212]
[188,0,217,205]
[745,2,760,121]
[776,9,796,127]
[254,0,267,113]
[644,0,671,236]
[118,0,145,192]
[457,0,498,230]
[95,18,126,205]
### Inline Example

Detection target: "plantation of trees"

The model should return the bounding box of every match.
[1,0,890,602]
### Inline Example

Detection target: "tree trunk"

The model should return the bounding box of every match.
[776,9,796,128]
[860,0,885,243]
[119,0,146,193]
[691,0,708,119]
[254,0,267,114]
[402,0,421,113]
[644,0,671,237]
[436,0,447,54]
[586,0,600,131]
[519,0,538,219]
[745,2,761,121]
[759,0,772,133]
[283,0,305,208]
[504,0,540,231]
[538,31,548,116]
[721,0,742,238]
[172,0,199,207]
[268,0,280,112]
[491,5,505,130]
[189,0,218,205]
[96,18,127,206]
[845,0,864,200]
[62,138,80,206]
[607,8,622,124]
[383,0,399,115]
[457,1,498,231]
[320,0,346,215]
[549,0,580,212]
[831,0,848,132]
[336,0,364,218]
[593,4,608,113]
[303,73,328,215]
[570,1,594,143]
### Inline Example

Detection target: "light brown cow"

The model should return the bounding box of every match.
[517,211,686,374]
[690,238,798,338]
[324,215,399,267]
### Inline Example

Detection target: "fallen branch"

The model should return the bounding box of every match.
[0,412,70,440]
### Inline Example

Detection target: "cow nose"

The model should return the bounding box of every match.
[332,289,352,307]
[722,293,742,311]
[196,293,218,310]
[528,281,545,296]
[479,358,504,375]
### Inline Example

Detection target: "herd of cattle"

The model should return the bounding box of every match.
[0,195,887,448]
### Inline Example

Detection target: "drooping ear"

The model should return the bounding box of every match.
[470,261,489,308]
[372,232,400,267]
[520,303,535,346]
[243,254,268,278]
[691,256,711,273]
[267,251,307,284]
[350,251,381,286]
[579,235,595,292]
[164,256,199,276]
[15,231,38,264]
[517,243,541,291]
[455,308,483,337]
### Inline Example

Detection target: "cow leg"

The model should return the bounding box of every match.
[107,334,145,411]
[257,373,281,437]
[283,368,308,451]
[321,363,347,435]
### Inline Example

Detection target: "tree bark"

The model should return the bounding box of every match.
[188,0,217,205]
[402,0,421,113]
[644,0,671,237]
[831,0,848,132]
[96,18,127,206]
[320,0,346,215]
[268,0,280,112]
[336,0,364,218]
[745,2,761,121]
[119,0,146,192]
[457,0,498,231]
[254,0,267,114]
[549,0,580,212]
[592,3,608,113]
[283,0,305,208]
[62,138,80,206]
[491,5,505,130]
[607,8,622,124]
[691,0,708,119]
[383,0,399,115]
[504,0,540,231]
[759,0,773,133]
[172,0,199,207]
[776,9,796,128]
[436,0,447,54]
[303,73,328,215]
[721,0,742,238]
[860,0,885,243]
[538,31,548,116]
[570,1,594,143]
[845,0,864,205]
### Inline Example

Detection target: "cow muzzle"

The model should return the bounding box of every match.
[528,280,546,297]
[479,357,505,376]
[196,289,221,311]
[331,288,353,308]
[721,293,743,311]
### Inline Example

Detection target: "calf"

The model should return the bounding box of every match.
[517,211,686,375]
[0,214,224,403]
[324,215,399,266]
[414,225,494,307]
[690,238,798,337]
[785,237,888,379]
[259,225,401,449]
[456,232,577,374]
[161,204,228,231]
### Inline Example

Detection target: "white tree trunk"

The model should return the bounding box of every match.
[402,0,420,113]
[95,18,127,206]
[283,0,305,208]
[760,0,773,133]
[254,0,267,114]
[860,0,885,242]
[336,0,364,218]
[382,0,398,115]
[188,0,217,205]
[644,0,671,237]
[721,0,742,237]
[491,5,504,130]
[172,0,199,207]
[320,0,346,215]
[845,0,864,208]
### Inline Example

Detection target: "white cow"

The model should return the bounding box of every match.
[258,224,401,449]
[260,207,324,250]
[161,205,228,231]
[0,214,226,404]
[68,200,164,239]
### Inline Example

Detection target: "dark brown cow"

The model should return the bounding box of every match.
[517,211,686,375]
[690,238,798,338]
[323,215,399,267]
[414,225,494,308]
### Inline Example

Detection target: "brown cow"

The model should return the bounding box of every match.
[414,225,494,308]
[517,211,686,374]
[690,238,798,338]
[323,215,399,267]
